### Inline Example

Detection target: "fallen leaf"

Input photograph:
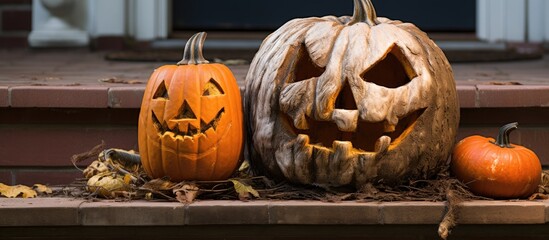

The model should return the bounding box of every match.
[145,192,153,200]
[87,173,129,198]
[98,77,144,84]
[123,174,133,185]
[529,193,549,201]
[173,184,200,203]
[33,184,53,195]
[83,160,109,178]
[542,170,549,186]
[0,183,37,198]
[238,160,250,172]
[213,58,249,65]
[489,81,522,85]
[142,178,175,191]
[230,179,259,201]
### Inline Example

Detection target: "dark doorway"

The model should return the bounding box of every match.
[172,0,476,33]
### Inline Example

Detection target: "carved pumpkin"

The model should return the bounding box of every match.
[451,122,541,199]
[138,32,243,181]
[245,0,459,187]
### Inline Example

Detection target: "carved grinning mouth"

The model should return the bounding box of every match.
[152,108,225,138]
[285,108,425,153]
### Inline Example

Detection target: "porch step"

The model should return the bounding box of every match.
[1,198,549,240]
[1,51,548,185]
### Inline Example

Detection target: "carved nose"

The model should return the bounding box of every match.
[334,81,357,110]
[333,81,358,132]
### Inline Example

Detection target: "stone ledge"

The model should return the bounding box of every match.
[1,198,548,227]
[1,84,548,109]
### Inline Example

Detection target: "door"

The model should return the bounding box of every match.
[172,0,476,32]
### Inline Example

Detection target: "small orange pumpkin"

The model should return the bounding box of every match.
[138,32,243,181]
[451,122,541,199]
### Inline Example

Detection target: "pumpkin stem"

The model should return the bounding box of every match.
[349,0,379,26]
[493,122,518,148]
[177,32,210,65]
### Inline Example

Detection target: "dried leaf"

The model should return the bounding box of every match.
[359,183,380,196]
[539,171,549,194]
[542,171,549,186]
[230,179,259,200]
[83,160,109,178]
[489,81,522,85]
[99,77,144,84]
[87,173,129,198]
[238,160,250,172]
[213,58,249,65]
[33,184,53,195]
[173,184,200,203]
[0,183,37,198]
[529,193,549,200]
[123,174,133,185]
[145,192,153,200]
[142,178,175,191]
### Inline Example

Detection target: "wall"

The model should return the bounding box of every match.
[0,0,31,48]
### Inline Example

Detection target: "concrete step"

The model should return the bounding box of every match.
[1,198,549,240]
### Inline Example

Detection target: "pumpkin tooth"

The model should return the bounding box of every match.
[332,141,353,153]
[293,134,314,184]
[374,136,390,155]
[331,109,359,132]
[383,121,396,133]
[311,145,332,183]
[331,140,356,185]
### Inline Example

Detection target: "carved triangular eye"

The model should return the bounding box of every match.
[361,44,417,88]
[202,79,224,96]
[153,80,169,99]
[293,43,325,82]
[177,100,196,119]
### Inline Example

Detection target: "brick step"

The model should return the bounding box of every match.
[1,105,548,185]
[2,57,549,185]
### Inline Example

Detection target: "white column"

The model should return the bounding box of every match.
[28,0,90,47]
[477,0,526,43]
[87,0,126,38]
[527,0,545,42]
[132,0,170,41]
[544,0,549,42]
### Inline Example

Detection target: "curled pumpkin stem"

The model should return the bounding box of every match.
[349,0,379,26]
[177,32,209,65]
[492,122,518,148]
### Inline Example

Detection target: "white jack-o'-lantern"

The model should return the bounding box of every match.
[245,0,459,187]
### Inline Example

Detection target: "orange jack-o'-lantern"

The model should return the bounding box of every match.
[138,32,243,181]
